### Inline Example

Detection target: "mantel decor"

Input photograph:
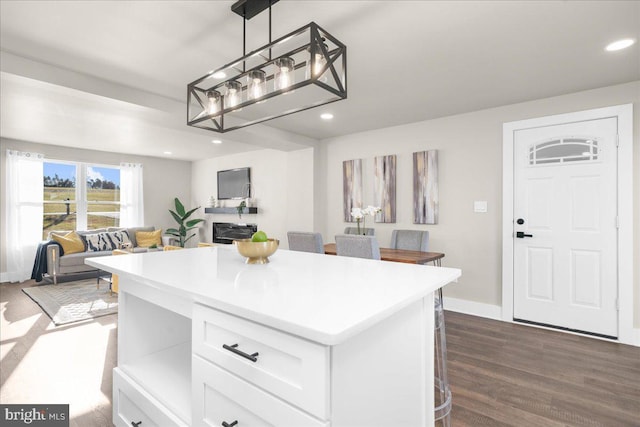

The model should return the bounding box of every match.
[187,0,347,133]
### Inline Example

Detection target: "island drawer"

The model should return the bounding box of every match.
[192,355,328,427]
[193,304,329,420]
[113,368,186,427]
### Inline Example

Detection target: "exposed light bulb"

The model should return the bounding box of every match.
[274,57,295,92]
[225,80,242,110]
[306,40,328,83]
[247,70,266,101]
[206,90,221,116]
[313,53,325,76]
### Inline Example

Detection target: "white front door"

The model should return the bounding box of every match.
[513,117,618,338]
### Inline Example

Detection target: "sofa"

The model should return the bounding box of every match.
[43,226,164,284]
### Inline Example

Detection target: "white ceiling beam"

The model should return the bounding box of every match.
[0,50,319,152]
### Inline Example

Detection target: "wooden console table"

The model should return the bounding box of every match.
[324,243,445,266]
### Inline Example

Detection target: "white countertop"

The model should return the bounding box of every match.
[87,245,461,345]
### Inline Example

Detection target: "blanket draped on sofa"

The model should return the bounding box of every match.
[31,241,63,282]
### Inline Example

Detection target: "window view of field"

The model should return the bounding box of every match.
[43,163,121,239]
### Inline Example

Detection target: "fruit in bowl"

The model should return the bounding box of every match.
[235,231,279,264]
[251,230,268,242]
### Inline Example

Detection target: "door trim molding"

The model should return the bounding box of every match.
[502,104,636,346]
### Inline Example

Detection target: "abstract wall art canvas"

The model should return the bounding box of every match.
[343,158,363,221]
[413,150,439,224]
[373,154,396,223]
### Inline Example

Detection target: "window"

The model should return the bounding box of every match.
[86,166,121,230]
[528,137,599,166]
[43,162,77,236]
[43,162,121,238]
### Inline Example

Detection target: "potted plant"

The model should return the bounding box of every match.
[166,198,204,247]
[236,200,246,219]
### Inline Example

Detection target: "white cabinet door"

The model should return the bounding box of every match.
[113,368,186,427]
[192,356,328,427]
[192,304,329,419]
[513,117,618,337]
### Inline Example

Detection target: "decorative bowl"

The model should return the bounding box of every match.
[234,238,279,264]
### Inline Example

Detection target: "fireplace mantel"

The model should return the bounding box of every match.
[205,207,258,215]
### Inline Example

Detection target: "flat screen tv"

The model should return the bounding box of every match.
[217,167,251,200]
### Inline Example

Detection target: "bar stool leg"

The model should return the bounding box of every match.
[434,288,452,426]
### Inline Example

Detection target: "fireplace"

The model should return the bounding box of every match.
[212,222,258,244]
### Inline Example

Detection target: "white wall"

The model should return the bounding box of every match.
[318,81,640,328]
[191,148,315,248]
[0,138,192,275]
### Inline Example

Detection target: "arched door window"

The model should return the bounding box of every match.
[528,137,599,165]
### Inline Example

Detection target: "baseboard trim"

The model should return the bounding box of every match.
[627,328,640,347]
[0,272,8,283]
[442,297,502,321]
[443,296,640,348]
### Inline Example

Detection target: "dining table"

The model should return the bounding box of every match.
[323,243,445,266]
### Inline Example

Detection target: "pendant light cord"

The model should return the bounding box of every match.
[242,2,273,71]
[268,3,272,60]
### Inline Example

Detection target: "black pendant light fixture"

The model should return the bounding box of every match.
[187,0,347,133]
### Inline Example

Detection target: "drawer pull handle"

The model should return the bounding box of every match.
[222,421,238,427]
[223,343,259,362]
[131,422,142,427]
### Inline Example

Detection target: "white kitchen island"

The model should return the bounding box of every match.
[87,245,461,427]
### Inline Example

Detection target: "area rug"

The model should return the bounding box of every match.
[22,279,118,325]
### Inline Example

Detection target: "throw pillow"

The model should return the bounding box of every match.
[107,230,131,249]
[51,231,85,255]
[85,231,131,252]
[136,229,162,248]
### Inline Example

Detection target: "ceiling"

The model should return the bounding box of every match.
[1,0,638,160]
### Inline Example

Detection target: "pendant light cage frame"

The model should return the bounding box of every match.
[187,22,347,133]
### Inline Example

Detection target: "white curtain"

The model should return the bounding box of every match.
[119,162,144,227]
[5,150,44,282]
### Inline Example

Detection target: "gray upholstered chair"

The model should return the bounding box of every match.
[343,227,375,236]
[335,235,381,260]
[287,231,324,254]
[390,230,430,252]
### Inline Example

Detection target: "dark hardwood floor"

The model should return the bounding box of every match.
[446,311,640,427]
[2,281,639,426]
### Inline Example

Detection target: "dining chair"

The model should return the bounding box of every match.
[390,229,430,252]
[343,227,375,236]
[334,235,381,260]
[287,231,324,253]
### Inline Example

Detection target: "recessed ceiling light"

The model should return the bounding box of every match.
[212,71,226,79]
[320,113,334,120]
[212,139,222,144]
[163,151,172,155]
[605,38,636,52]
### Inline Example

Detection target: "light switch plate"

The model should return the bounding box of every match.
[474,201,488,213]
